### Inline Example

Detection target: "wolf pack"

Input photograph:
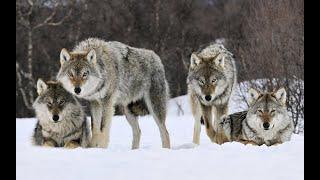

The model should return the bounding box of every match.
[32,38,294,149]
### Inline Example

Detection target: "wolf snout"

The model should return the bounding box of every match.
[205,95,212,102]
[52,115,60,122]
[263,122,270,130]
[74,87,81,94]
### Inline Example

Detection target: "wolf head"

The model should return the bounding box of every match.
[33,79,79,123]
[187,53,229,105]
[246,87,289,132]
[56,48,103,98]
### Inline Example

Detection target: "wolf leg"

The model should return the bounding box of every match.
[64,141,80,149]
[239,139,259,146]
[190,94,201,145]
[43,140,56,147]
[145,80,170,148]
[89,98,114,148]
[80,117,93,148]
[89,100,103,147]
[193,116,202,145]
[201,105,217,143]
[124,106,141,149]
[99,97,115,148]
[212,104,229,144]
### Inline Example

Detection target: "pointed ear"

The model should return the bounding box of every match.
[248,88,260,105]
[60,48,70,66]
[87,49,97,64]
[190,53,201,68]
[214,55,225,68]
[37,79,47,95]
[273,87,287,105]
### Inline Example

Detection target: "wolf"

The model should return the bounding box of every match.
[187,43,237,145]
[32,79,92,148]
[57,38,170,149]
[221,88,294,146]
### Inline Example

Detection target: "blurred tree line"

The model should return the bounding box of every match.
[16,0,304,120]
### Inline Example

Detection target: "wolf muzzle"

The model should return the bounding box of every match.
[52,115,60,122]
[74,87,81,94]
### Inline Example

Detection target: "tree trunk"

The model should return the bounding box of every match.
[27,29,33,81]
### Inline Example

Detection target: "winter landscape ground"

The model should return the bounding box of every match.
[16,95,304,180]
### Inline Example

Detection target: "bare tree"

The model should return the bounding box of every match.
[16,0,74,110]
[16,0,303,124]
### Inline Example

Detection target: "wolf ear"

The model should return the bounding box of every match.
[214,55,225,68]
[273,87,287,105]
[60,48,70,66]
[87,49,97,64]
[190,53,201,68]
[248,88,260,105]
[37,79,47,95]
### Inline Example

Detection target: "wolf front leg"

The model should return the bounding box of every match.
[43,139,57,147]
[212,104,229,144]
[201,105,216,143]
[64,141,80,149]
[190,94,202,145]
[89,98,114,148]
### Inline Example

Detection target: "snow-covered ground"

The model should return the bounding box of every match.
[16,95,304,180]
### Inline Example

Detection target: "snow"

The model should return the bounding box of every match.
[16,95,304,180]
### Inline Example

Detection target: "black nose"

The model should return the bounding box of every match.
[205,95,212,101]
[74,87,81,94]
[52,115,59,122]
[263,122,270,129]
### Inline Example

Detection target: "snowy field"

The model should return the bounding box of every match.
[16,95,304,180]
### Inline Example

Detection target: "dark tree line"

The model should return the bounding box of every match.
[16,0,304,132]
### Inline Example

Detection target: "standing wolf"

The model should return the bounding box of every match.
[32,79,91,148]
[57,38,170,149]
[187,43,237,145]
[221,88,294,146]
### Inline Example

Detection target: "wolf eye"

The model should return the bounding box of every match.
[257,109,263,114]
[68,73,74,78]
[47,102,52,107]
[198,79,205,85]
[270,109,276,114]
[211,78,217,83]
[59,100,65,105]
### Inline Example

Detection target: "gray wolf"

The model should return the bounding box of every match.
[32,79,91,148]
[221,88,294,146]
[187,43,237,145]
[57,38,170,149]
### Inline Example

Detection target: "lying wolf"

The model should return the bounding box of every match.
[221,88,294,146]
[32,79,91,148]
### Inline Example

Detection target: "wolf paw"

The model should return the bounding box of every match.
[43,140,56,147]
[64,141,80,149]
[89,133,108,148]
